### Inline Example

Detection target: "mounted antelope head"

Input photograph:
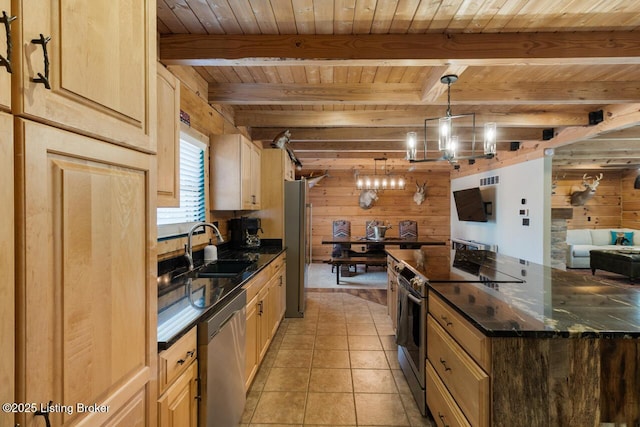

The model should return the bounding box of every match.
[570,173,603,206]
[413,181,427,205]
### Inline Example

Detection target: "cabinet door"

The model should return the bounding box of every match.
[157,64,180,207]
[241,139,253,208]
[13,0,156,151]
[15,119,156,426]
[0,112,13,427]
[250,144,261,208]
[258,285,271,361]
[245,296,259,390]
[0,0,11,111]
[158,362,198,427]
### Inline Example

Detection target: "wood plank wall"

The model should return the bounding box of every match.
[552,170,622,229]
[309,170,451,261]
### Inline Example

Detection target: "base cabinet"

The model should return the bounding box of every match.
[14,119,156,426]
[244,253,286,390]
[158,362,198,427]
[0,111,13,427]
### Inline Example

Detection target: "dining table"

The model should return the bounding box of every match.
[321,236,446,247]
[321,236,446,283]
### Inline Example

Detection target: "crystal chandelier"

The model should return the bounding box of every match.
[406,75,496,164]
[356,158,405,190]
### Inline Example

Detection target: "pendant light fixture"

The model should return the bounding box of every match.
[356,158,405,191]
[406,74,497,164]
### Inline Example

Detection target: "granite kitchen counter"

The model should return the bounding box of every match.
[157,243,285,350]
[386,247,640,338]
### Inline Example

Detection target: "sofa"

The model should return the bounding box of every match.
[566,228,639,268]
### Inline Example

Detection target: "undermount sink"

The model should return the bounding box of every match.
[196,260,254,278]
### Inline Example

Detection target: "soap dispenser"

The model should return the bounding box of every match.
[204,239,218,263]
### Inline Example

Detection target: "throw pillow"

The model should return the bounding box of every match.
[611,231,634,246]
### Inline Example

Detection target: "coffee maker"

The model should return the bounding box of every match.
[229,217,263,249]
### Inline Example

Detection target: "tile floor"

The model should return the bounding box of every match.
[240,291,435,427]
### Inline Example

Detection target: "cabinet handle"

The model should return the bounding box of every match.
[31,34,51,89]
[34,401,52,427]
[187,349,195,358]
[437,412,450,427]
[279,276,283,286]
[0,11,16,73]
[177,358,185,365]
[440,315,453,327]
[258,300,264,315]
[439,357,452,372]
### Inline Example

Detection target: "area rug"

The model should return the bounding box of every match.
[307,262,387,289]
[306,262,388,305]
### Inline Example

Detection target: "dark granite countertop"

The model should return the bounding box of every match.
[386,247,640,338]
[157,242,285,350]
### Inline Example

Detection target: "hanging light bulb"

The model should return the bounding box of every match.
[406,131,417,160]
[438,117,451,152]
[484,122,497,156]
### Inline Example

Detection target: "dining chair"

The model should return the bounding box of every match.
[399,220,420,249]
[332,219,356,273]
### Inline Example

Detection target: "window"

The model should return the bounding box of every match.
[157,128,208,239]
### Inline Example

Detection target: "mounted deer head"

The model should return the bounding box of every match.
[570,173,603,206]
[358,189,378,210]
[413,181,427,205]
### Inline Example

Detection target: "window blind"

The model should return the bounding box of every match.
[157,130,207,239]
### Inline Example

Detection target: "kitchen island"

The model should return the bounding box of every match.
[386,247,640,427]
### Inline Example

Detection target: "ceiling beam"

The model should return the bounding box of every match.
[236,110,587,127]
[209,81,640,105]
[160,32,640,66]
[251,127,543,142]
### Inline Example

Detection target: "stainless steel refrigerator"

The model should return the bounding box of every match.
[284,179,311,317]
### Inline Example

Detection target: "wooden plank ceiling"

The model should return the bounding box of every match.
[158,0,640,173]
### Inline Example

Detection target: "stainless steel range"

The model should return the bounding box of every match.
[395,264,428,415]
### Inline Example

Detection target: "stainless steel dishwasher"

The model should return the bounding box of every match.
[198,288,247,427]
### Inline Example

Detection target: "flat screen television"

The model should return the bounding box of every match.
[453,187,488,222]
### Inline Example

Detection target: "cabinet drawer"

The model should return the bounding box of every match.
[427,317,489,427]
[159,327,197,395]
[272,253,286,273]
[429,293,491,372]
[243,265,272,302]
[426,362,472,427]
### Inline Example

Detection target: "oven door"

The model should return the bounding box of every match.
[396,281,426,387]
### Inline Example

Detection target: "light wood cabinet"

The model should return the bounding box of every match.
[243,253,287,390]
[14,119,156,426]
[0,112,13,427]
[158,361,198,427]
[427,293,491,427]
[0,0,11,111]
[260,148,292,239]
[11,0,156,151]
[157,64,181,207]
[158,329,198,427]
[211,133,261,210]
[244,293,260,390]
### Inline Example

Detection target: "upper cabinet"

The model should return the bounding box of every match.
[211,134,261,210]
[0,0,12,111]
[157,64,180,207]
[11,0,156,152]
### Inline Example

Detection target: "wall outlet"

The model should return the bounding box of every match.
[522,218,530,226]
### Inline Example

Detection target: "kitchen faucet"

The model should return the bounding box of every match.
[185,222,224,271]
